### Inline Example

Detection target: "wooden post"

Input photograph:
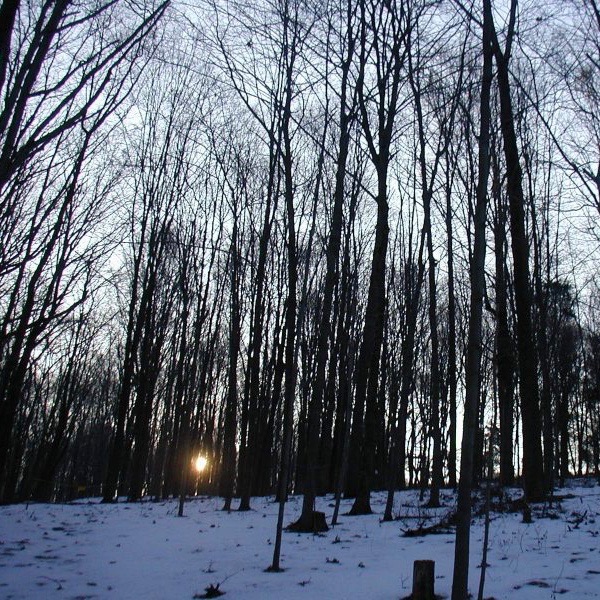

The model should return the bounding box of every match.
[412,560,435,599]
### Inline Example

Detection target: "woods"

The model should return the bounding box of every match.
[1,0,600,597]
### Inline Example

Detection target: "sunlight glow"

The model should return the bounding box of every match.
[193,455,208,473]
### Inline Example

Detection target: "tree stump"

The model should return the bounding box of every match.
[288,510,329,533]
[412,560,435,600]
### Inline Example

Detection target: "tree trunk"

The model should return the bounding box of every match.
[238,145,278,510]
[451,1,493,596]
[221,216,240,510]
[349,167,389,515]
[492,148,515,487]
[446,162,458,489]
[270,26,297,566]
[492,7,545,502]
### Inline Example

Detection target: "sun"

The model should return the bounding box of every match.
[193,455,208,473]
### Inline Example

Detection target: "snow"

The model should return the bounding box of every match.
[1,481,600,599]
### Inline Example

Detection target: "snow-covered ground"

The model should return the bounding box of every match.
[1,480,599,599]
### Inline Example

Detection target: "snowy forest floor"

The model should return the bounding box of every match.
[1,479,600,599]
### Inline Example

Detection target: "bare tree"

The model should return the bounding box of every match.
[0,0,167,503]
[292,0,358,533]
[452,0,493,597]
[347,0,412,516]
[491,0,545,501]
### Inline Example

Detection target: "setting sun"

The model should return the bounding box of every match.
[193,455,208,473]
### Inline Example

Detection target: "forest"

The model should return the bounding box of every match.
[0,0,599,596]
